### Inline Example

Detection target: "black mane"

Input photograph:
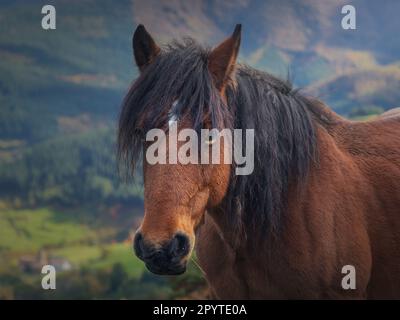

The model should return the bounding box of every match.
[224,66,317,238]
[118,39,324,239]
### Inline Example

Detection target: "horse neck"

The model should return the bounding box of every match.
[206,121,344,252]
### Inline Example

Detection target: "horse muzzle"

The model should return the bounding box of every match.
[133,232,190,275]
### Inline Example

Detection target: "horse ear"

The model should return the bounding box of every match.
[132,24,161,72]
[208,24,241,90]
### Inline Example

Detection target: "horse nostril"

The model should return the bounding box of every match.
[169,233,190,257]
[133,232,144,259]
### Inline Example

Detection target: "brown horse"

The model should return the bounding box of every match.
[118,24,400,299]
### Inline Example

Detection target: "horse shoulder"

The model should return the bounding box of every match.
[323,121,400,298]
[283,125,374,297]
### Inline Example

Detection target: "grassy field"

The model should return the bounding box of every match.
[0,207,205,299]
[0,208,96,252]
[0,207,142,275]
[52,242,145,278]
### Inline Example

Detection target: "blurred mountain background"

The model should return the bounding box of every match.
[0,0,399,299]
